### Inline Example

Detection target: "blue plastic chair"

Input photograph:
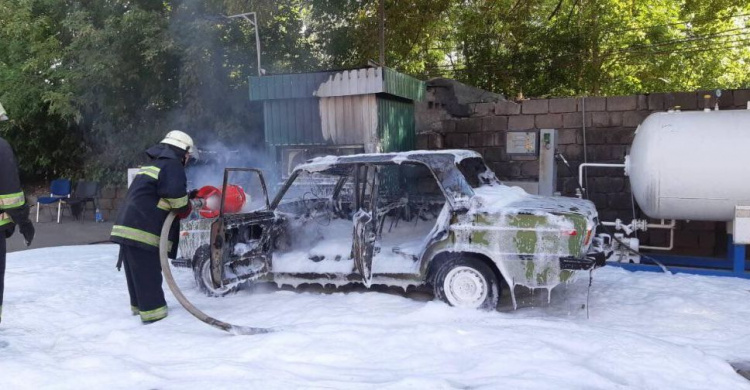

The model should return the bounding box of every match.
[36,179,72,223]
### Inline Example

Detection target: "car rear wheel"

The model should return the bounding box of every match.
[433,256,499,310]
[192,245,239,297]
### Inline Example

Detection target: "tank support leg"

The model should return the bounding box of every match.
[728,235,746,276]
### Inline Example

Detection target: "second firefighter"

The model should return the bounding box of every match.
[110,130,196,323]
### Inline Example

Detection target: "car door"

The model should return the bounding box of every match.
[352,164,379,287]
[209,168,275,289]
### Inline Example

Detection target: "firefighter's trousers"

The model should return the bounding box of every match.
[0,235,5,323]
[119,244,168,323]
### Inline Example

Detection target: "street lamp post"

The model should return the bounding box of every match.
[227,12,263,76]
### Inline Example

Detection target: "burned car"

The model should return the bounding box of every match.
[182,150,605,310]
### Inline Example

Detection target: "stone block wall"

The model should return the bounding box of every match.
[28,185,127,222]
[416,89,750,257]
[96,186,128,221]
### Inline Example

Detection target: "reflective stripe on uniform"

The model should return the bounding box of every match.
[140,305,167,322]
[136,166,161,180]
[111,225,174,250]
[157,195,187,211]
[0,212,11,227]
[157,199,170,211]
[111,225,161,247]
[164,195,188,209]
[0,191,25,208]
[131,306,139,316]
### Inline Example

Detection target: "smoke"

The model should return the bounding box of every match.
[163,0,265,171]
[165,1,273,198]
[186,140,279,211]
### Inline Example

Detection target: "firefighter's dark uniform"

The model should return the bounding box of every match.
[0,136,34,324]
[110,143,189,323]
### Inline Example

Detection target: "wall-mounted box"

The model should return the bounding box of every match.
[506,131,538,156]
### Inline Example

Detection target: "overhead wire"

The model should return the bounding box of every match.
[614,38,750,57]
[421,13,750,74]
[611,27,750,53]
[602,12,750,35]
[421,33,750,75]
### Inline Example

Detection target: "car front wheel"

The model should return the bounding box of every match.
[192,245,239,297]
[433,256,499,310]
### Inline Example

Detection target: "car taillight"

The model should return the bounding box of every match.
[583,229,593,246]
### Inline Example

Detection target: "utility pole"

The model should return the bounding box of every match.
[227,12,263,76]
[378,0,385,66]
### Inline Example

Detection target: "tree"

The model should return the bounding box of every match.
[0,0,84,179]
[444,0,750,97]
[1,0,749,182]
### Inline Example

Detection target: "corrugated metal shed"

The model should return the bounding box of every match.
[249,67,424,166]
[320,95,378,146]
[250,67,424,102]
[378,97,415,153]
[263,98,325,146]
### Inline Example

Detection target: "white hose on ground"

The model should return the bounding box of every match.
[159,211,272,335]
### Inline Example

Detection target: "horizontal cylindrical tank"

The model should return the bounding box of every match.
[625,109,750,221]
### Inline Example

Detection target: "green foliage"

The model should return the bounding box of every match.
[0,0,84,180]
[444,0,750,97]
[1,0,749,183]
[0,0,315,183]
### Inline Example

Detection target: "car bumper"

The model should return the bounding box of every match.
[559,252,606,271]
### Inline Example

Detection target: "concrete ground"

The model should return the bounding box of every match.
[6,208,114,253]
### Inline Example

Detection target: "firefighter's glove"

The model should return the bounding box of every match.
[19,221,35,246]
[176,201,193,219]
[188,189,199,200]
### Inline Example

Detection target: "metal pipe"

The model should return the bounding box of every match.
[640,218,675,250]
[601,218,676,251]
[578,162,625,191]
[600,219,676,231]
[648,219,677,229]
[378,0,385,66]
[227,12,262,76]
[641,228,675,251]
[582,97,588,190]
[252,12,262,76]
[601,219,676,229]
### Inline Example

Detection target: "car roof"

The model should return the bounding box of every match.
[295,149,482,173]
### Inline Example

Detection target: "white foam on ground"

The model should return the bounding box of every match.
[1,244,750,389]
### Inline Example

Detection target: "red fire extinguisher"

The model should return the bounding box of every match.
[195,185,247,218]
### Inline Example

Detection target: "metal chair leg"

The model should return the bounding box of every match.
[57,201,62,223]
[36,203,40,222]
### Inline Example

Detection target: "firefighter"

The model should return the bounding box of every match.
[0,102,35,324]
[110,130,196,324]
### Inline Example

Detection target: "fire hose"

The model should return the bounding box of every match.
[159,208,273,335]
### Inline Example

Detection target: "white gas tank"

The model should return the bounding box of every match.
[626,109,750,221]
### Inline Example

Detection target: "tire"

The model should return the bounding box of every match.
[192,245,239,297]
[433,255,499,310]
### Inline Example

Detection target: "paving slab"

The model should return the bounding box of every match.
[6,211,114,253]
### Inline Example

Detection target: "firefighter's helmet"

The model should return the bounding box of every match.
[161,130,197,157]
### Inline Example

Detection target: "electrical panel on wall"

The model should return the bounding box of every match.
[506,131,538,156]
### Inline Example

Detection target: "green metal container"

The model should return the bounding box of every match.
[249,67,425,168]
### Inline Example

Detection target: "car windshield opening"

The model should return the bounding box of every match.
[458,157,497,188]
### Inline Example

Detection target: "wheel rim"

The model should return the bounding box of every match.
[201,260,233,295]
[443,266,488,308]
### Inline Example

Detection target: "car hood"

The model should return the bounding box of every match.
[470,184,598,220]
